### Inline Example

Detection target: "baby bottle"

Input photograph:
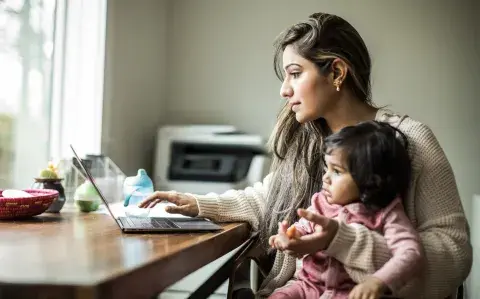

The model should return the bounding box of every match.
[123,169,154,217]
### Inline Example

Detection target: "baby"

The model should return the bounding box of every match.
[269,120,425,299]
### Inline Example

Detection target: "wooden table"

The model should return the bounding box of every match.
[0,205,250,299]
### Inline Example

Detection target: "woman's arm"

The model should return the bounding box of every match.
[187,173,272,230]
[366,199,425,294]
[324,124,472,298]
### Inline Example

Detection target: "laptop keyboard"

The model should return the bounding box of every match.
[118,217,179,229]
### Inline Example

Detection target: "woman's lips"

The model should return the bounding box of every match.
[289,101,300,106]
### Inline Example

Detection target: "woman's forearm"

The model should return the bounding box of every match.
[191,173,272,230]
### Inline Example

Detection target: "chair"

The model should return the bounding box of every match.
[187,233,263,299]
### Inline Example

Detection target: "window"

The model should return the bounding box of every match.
[0,0,56,189]
[0,0,106,189]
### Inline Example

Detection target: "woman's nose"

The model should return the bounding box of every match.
[280,80,293,99]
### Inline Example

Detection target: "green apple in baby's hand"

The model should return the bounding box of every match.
[74,181,101,212]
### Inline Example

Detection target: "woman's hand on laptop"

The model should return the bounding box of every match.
[138,191,199,217]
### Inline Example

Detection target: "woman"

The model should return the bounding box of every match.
[139,12,472,298]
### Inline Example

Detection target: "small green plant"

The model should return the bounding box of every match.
[38,161,59,179]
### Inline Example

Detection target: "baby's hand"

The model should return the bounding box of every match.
[348,276,386,299]
[268,234,280,249]
[269,223,301,250]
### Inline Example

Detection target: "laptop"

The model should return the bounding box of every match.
[70,144,223,233]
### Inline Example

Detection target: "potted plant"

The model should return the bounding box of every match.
[32,161,66,213]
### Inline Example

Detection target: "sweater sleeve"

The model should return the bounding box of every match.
[371,199,425,293]
[325,123,472,298]
[186,173,272,231]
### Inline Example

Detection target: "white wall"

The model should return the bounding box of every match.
[102,0,168,175]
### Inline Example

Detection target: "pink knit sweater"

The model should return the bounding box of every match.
[190,108,472,298]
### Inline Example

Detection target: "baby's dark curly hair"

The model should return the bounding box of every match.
[323,120,411,209]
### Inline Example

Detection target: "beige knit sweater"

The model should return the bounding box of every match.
[190,108,472,299]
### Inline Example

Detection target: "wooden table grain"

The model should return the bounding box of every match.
[0,206,250,299]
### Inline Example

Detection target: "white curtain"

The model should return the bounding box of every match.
[49,0,107,159]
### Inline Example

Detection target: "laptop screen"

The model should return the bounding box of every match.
[70,144,122,228]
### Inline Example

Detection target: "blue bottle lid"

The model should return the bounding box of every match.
[123,169,154,206]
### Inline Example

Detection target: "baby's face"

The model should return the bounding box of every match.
[321,149,359,205]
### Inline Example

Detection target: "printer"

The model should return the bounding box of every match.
[153,125,271,194]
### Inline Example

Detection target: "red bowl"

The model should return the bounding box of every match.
[0,189,59,220]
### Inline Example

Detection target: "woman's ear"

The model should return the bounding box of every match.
[331,58,348,89]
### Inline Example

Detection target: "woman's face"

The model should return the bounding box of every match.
[280,45,336,123]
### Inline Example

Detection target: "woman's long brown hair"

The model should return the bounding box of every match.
[259,12,374,248]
